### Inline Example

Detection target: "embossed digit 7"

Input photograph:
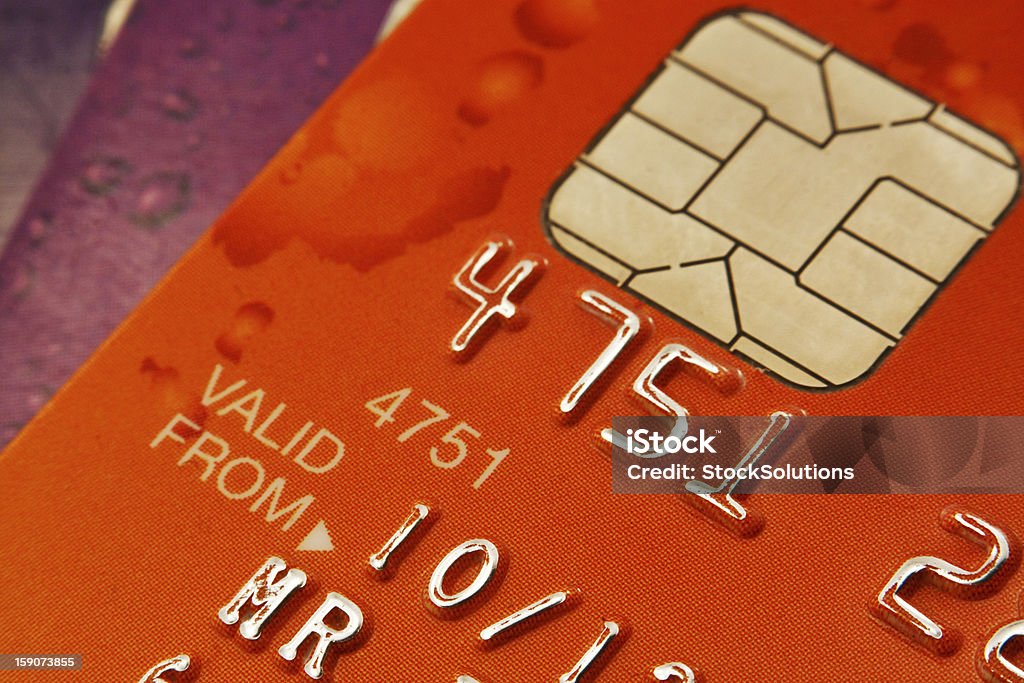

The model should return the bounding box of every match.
[873,507,1019,656]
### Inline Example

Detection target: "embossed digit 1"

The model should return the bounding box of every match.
[873,507,1018,656]
[559,621,621,683]
[449,238,544,356]
[369,503,432,576]
[979,620,1024,682]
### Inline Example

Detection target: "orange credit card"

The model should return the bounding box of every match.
[3,0,1024,681]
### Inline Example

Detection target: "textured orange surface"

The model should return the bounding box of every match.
[2,0,1024,681]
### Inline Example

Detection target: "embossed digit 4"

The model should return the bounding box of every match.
[450,238,544,356]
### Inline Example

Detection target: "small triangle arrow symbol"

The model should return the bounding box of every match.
[297,520,334,552]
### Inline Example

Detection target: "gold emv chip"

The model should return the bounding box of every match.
[544,11,1020,389]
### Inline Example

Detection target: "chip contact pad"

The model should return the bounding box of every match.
[543,10,1020,389]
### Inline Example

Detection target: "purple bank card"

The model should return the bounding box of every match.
[0,0,398,446]
[0,0,109,243]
